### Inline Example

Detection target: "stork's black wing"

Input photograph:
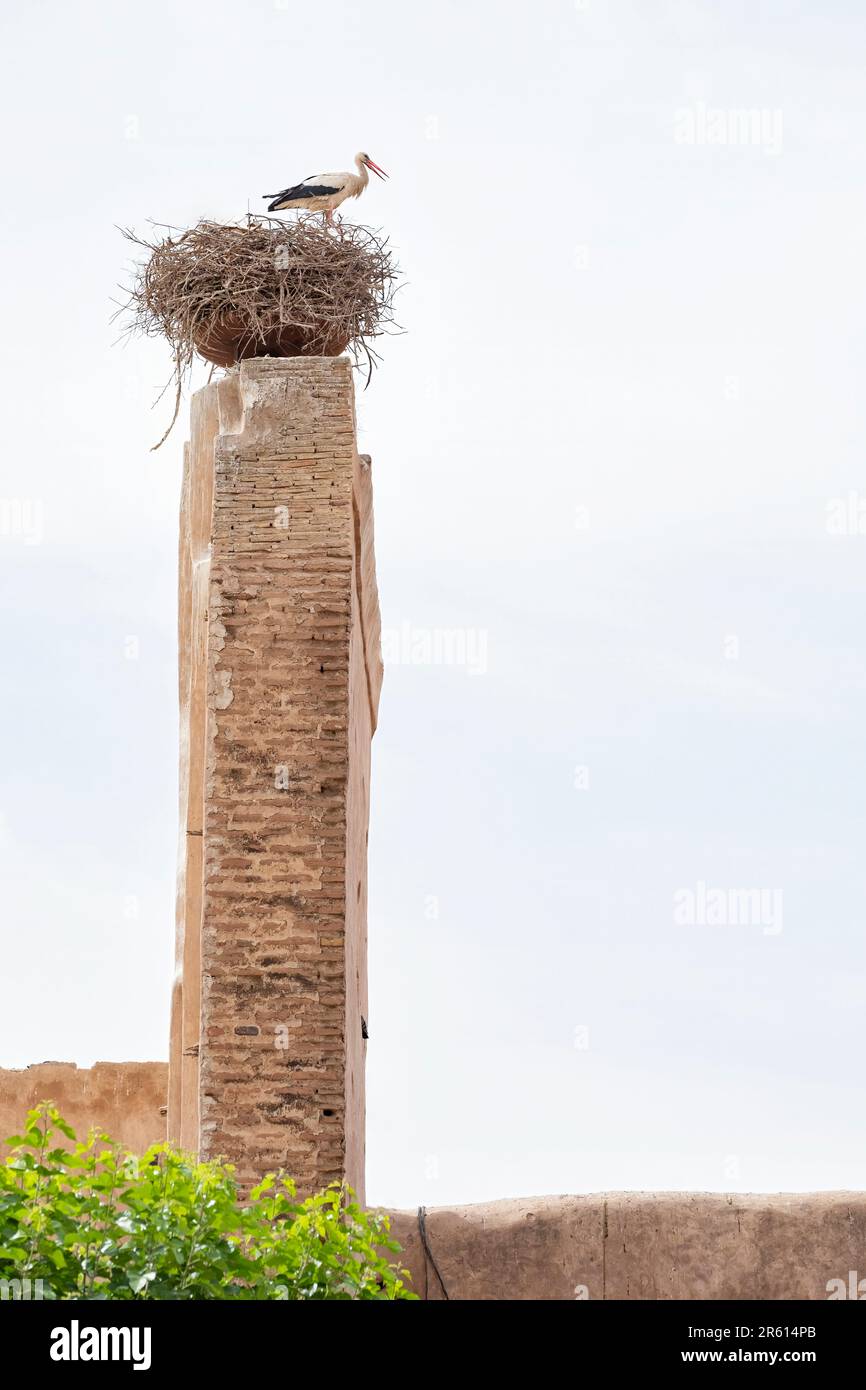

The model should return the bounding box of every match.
[264,179,341,212]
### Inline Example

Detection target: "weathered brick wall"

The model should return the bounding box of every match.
[0,1063,167,1153]
[168,377,220,1154]
[387,1193,866,1300]
[169,357,382,1199]
[343,451,381,1196]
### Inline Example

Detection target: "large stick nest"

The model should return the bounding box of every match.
[118,216,401,448]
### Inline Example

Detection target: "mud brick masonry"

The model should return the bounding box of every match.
[4,354,866,1296]
[3,1065,866,1299]
[167,357,382,1200]
[0,1064,167,1154]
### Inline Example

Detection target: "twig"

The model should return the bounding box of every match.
[115,216,401,448]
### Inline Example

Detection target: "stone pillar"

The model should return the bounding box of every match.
[168,357,383,1201]
[168,380,219,1154]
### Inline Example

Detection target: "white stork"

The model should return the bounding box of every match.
[264,151,388,224]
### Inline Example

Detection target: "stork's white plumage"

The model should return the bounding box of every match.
[264,151,388,224]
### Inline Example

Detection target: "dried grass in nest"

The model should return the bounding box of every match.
[116,215,401,449]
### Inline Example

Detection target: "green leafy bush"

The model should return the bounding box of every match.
[0,1104,415,1300]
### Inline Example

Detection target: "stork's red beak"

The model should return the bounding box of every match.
[365,157,388,180]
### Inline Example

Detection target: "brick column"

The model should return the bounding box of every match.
[168,357,383,1201]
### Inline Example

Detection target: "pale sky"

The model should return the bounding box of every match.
[1,0,865,1208]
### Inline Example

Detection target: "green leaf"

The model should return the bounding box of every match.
[127,1270,157,1295]
[1,1107,417,1300]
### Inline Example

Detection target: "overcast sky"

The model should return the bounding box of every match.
[1,0,865,1208]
